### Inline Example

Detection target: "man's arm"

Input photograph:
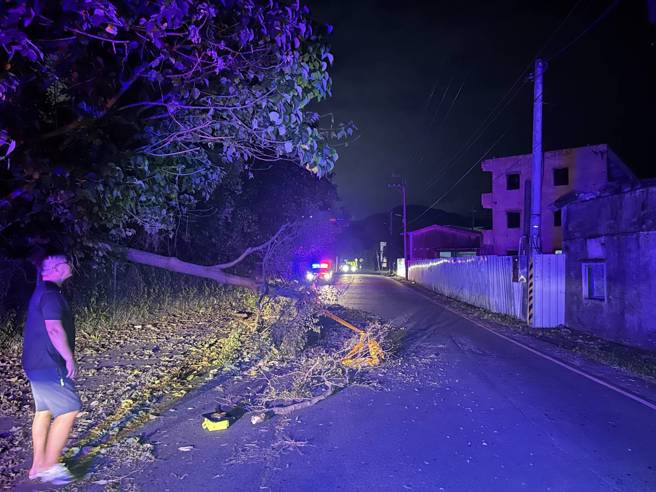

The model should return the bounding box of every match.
[44,320,76,379]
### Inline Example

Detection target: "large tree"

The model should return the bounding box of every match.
[0,0,351,290]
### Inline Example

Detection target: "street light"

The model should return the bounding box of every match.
[387,179,407,280]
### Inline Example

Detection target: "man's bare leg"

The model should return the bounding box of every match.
[29,410,51,479]
[43,410,78,468]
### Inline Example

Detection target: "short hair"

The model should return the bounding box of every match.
[39,254,69,277]
[41,254,68,267]
[30,247,68,268]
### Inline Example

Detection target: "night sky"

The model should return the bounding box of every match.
[308,0,656,220]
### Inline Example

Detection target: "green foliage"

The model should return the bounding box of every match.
[181,161,341,270]
[260,295,321,357]
[0,0,353,259]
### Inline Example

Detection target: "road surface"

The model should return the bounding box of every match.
[95,275,656,491]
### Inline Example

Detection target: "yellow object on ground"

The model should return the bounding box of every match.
[321,310,384,368]
[202,411,230,431]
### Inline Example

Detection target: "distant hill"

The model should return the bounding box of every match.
[336,205,490,263]
[405,205,484,230]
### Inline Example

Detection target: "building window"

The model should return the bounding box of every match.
[553,167,569,186]
[554,210,562,227]
[506,211,520,229]
[506,173,520,190]
[582,263,606,301]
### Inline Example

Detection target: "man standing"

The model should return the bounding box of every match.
[22,254,81,485]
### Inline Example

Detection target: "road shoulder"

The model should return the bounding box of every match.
[392,276,656,412]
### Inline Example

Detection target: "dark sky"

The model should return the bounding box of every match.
[308,0,656,219]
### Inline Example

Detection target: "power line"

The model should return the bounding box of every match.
[413,75,461,167]
[422,73,529,194]
[547,0,621,62]
[539,0,590,57]
[428,76,454,128]
[433,79,466,131]
[420,0,588,195]
[407,0,591,228]
[410,75,462,173]
[412,0,590,228]
[411,132,507,225]
[412,0,620,230]
[423,80,439,112]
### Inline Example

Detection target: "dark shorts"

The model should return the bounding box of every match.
[30,377,81,418]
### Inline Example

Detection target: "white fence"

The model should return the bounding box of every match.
[407,256,523,319]
[530,254,566,328]
[403,254,565,327]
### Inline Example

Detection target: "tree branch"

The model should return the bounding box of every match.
[270,383,337,415]
[104,223,292,293]
[214,222,290,269]
[35,63,148,143]
[110,245,259,291]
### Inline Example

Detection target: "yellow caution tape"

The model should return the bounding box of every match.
[322,310,384,368]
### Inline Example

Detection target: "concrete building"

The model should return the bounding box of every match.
[480,144,637,255]
[408,224,481,260]
[561,183,656,350]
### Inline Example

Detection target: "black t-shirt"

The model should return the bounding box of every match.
[22,282,75,381]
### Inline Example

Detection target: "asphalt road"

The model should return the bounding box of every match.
[109,275,656,491]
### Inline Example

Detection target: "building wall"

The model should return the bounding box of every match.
[563,186,656,349]
[409,225,481,259]
[481,144,621,255]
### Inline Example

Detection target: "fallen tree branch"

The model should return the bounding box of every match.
[214,222,291,270]
[103,222,300,294]
[111,245,259,291]
[268,384,337,416]
[101,221,304,296]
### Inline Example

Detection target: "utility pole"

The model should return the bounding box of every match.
[389,209,393,237]
[529,58,545,256]
[402,183,407,277]
[388,178,408,280]
[525,58,546,328]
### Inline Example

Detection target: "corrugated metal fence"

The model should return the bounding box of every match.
[407,256,523,319]
[530,254,566,328]
[404,254,565,326]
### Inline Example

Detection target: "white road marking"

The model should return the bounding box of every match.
[390,277,656,412]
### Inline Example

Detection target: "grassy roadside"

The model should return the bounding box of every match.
[0,278,265,489]
[0,276,399,490]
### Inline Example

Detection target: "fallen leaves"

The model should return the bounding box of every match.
[226,433,312,465]
[1,284,406,489]
[0,287,259,489]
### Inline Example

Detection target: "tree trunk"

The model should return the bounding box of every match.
[116,246,259,291]
[106,223,294,294]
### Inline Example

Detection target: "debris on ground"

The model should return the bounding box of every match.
[0,283,406,489]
